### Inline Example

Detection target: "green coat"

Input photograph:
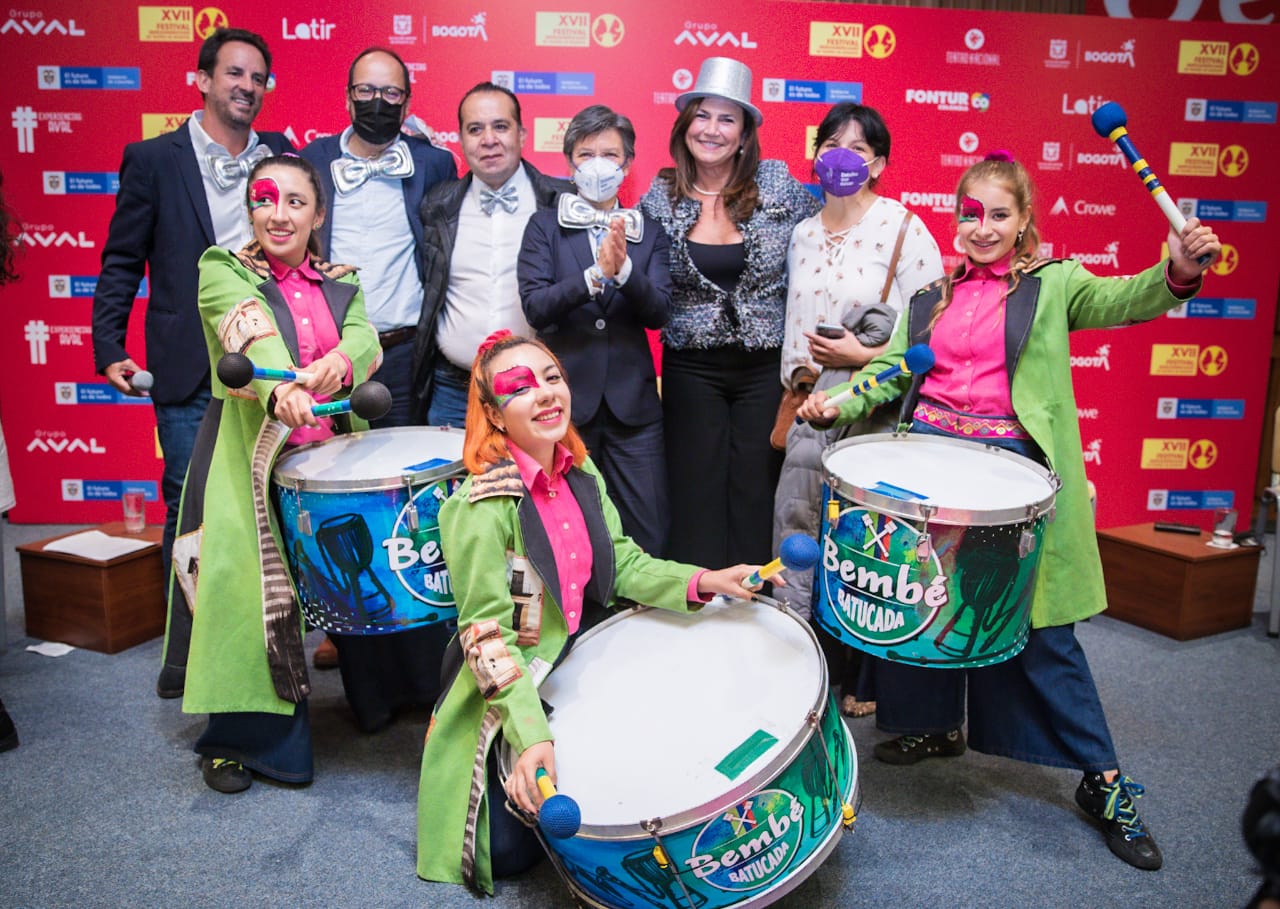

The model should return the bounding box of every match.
[180,245,381,717]
[824,258,1197,628]
[417,455,701,893]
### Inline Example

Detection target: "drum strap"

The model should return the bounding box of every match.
[252,418,311,703]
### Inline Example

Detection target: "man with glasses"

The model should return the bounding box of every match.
[410,82,572,427]
[299,47,456,710]
[301,46,456,429]
[91,27,292,701]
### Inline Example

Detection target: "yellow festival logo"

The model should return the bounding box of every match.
[591,14,623,47]
[810,22,863,58]
[194,7,228,41]
[1140,438,1188,470]
[1229,43,1259,76]
[1188,439,1217,469]
[142,113,188,139]
[864,25,895,59]
[1218,145,1248,177]
[1198,345,1228,376]
[1212,243,1238,277]
[139,7,192,42]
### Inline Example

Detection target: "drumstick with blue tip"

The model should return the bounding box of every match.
[1090,101,1210,267]
[534,767,581,839]
[800,345,935,423]
[742,534,821,589]
[217,351,315,388]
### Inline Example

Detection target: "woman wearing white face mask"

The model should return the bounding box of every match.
[517,105,675,556]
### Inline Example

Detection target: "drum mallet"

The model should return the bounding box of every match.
[742,534,821,589]
[217,351,314,388]
[799,344,935,424]
[1090,101,1210,267]
[311,382,393,422]
[535,768,581,839]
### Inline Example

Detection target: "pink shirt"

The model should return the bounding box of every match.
[506,442,709,632]
[508,441,594,634]
[919,256,1016,417]
[267,255,350,446]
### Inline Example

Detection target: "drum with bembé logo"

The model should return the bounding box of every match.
[814,433,1059,669]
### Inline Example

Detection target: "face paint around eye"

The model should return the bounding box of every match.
[959,195,985,224]
[492,365,537,409]
[250,177,280,212]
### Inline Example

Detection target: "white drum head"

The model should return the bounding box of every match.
[540,598,824,828]
[823,433,1056,523]
[273,426,463,490]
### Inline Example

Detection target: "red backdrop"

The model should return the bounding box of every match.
[2,0,1276,530]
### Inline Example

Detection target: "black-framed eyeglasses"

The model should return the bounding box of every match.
[349,83,406,104]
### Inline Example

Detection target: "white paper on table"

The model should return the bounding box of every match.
[40,530,152,561]
[27,641,76,657]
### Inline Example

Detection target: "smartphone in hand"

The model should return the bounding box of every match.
[815,322,847,339]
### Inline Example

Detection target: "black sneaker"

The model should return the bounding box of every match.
[201,756,252,794]
[874,729,966,765]
[1075,773,1163,870]
[156,664,185,699]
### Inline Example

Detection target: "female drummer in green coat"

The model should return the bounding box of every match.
[416,331,765,893]
[176,155,382,794]
[799,152,1221,872]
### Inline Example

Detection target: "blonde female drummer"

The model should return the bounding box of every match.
[416,330,763,893]
[799,151,1221,871]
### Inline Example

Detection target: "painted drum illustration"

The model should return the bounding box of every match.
[272,426,465,634]
[500,597,859,908]
[815,433,1059,669]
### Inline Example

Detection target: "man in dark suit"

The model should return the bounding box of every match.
[517,105,673,555]
[298,48,458,723]
[91,27,292,698]
[409,82,571,427]
[301,46,456,430]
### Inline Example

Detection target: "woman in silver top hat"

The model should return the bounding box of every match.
[640,56,819,569]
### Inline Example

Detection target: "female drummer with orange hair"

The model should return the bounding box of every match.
[416,330,764,893]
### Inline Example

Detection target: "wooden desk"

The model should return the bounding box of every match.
[17,522,166,654]
[1096,523,1261,641]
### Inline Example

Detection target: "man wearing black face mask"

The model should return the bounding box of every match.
[301,46,456,430]
[299,47,456,726]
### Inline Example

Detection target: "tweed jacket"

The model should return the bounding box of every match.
[638,159,820,351]
[822,257,1199,628]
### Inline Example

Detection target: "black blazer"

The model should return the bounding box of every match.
[410,161,572,421]
[299,132,457,282]
[91,122,293,405]
[517,208,672,426]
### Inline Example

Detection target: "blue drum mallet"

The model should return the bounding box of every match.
[216,352,391,421]
[1090,101,1210,266]
[535,768,581,839]
[742,534,821,589]
[217,351,314,388]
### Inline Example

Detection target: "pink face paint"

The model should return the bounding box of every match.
[492,365,537,409]
[249,177,280,214]
[959,195,985,225]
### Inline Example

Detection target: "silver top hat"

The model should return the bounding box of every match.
[675,56,762,125]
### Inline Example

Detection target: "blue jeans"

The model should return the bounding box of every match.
[154,386,212,581]
[368,341,414,429]
[426,362,470,429]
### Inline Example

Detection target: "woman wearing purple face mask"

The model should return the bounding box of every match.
[773,103,943,718]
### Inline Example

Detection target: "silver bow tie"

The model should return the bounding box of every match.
[479,183,519,216]
[557,194,644,243]
[206,145,272,191]
[331,142,415,194]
